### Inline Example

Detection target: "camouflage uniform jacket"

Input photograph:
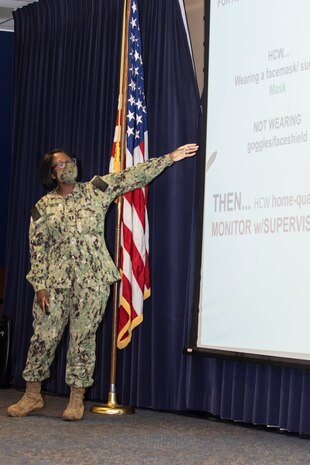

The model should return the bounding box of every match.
[26,155,174,292]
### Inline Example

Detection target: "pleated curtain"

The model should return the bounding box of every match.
[4,0,310,436]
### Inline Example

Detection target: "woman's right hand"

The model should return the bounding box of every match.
[169,143,199,162]
[37,289,50,313]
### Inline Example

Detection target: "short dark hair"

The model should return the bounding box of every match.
[40,148,74,191]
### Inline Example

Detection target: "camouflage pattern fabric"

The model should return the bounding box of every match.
[23,283,110,387]
[27,154,174,292]
[23,154,173,387]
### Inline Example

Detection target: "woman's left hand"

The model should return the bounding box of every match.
[169,143,199,162]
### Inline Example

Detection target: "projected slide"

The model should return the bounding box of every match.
[198,0,310,361]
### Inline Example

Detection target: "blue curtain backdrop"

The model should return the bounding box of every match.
[4,0,310,436]
[0,32,13,268]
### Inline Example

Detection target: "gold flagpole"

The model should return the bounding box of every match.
[90,0,134,416]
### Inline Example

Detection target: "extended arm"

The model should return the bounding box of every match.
[92,144,198,202]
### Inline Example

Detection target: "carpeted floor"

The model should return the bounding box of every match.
[0,388,309,465]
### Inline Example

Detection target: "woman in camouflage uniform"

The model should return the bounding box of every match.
[7,143,198,420]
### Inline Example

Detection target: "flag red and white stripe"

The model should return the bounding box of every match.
[110,0,150,349]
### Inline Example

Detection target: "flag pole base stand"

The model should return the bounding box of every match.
[90,391,135,415]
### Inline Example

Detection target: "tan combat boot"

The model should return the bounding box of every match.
[7,381,44,417]
[63,387,85,421]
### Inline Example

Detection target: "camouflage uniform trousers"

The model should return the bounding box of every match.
[23,282,110,388]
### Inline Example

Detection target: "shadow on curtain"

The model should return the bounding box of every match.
[4,0,310,436]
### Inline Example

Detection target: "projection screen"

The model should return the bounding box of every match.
[190,0,310,364]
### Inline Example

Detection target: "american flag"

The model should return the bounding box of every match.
[110,0,150,349]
